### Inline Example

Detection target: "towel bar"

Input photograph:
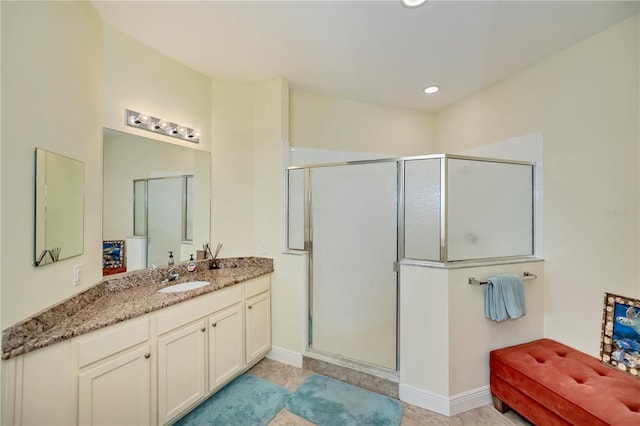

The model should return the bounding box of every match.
[468,272,537,285]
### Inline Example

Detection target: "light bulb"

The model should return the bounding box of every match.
[158,119,170,131]
[191,129,201,139]
[176,125,189,136]
[148,121,160,130]
[136,113,151,124]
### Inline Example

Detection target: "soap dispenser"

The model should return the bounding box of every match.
[187,254,196,272]
[168,251,174,266]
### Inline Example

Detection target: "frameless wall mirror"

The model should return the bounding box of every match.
[34,148,85,266]
[102,129,211,275]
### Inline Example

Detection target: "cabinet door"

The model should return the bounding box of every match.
[78,345,151,426]
[9,341,74,426]
[157,320,206,425]
[245,291,272,365]
[208,304,243,392]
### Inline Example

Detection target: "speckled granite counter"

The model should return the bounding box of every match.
[2,257,273,359]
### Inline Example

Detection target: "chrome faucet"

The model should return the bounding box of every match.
[162,267,179,284]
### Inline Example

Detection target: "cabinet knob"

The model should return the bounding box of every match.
[144,353,150,359]
[201,327,206,332]
[248,305,252,310]
[212,323,217,327]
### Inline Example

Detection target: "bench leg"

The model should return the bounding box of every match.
[492,395,509,413]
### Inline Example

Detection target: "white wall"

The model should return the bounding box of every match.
[399,262,544,415]
[400,266,450,395]
[1,1,102,328]
[435,15,640,356]
[290,90,436,155]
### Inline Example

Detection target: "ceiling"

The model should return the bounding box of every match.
[91,1,639,112]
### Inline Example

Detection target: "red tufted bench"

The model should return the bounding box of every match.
[490,338,640,425]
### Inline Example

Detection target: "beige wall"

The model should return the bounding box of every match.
[1,8,214,327]
[290,90,436,156]
[1,1,102,328]
[435,15,640,356]
[210,80,255,256]
[253,80,307,353]
[101,25,212,152]
[210,77,307,353]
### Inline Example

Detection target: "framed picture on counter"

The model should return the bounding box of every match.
[103,240,126,276]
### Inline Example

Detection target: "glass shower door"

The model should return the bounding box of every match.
[310,162,398,370]
[147,178,184,268]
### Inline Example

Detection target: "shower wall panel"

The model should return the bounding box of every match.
[447,159,533,261]
[404,159,441,261]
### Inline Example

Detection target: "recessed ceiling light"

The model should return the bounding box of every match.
[424,86,439,94]
[401,0,428,8]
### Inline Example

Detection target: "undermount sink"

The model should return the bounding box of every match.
[158,281,209,294]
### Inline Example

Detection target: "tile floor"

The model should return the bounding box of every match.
[247,358,532,425]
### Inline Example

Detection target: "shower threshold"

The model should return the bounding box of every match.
[303,349,399,398]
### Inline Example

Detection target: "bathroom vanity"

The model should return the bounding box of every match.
[2,258,273,426]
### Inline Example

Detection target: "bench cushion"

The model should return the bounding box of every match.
[490,338,640,425]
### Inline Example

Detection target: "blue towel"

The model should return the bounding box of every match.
[485,274,525,322]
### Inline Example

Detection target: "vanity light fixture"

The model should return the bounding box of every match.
[401,0,427,8]
[125,109,200,143]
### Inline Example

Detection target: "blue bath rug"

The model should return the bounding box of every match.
[174,374,291,426]
[286,374,403,426]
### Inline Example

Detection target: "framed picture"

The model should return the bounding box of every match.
[103,240,126,275]
[600,292,640,377]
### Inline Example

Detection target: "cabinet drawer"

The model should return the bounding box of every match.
[157,285,242,335]
[77,317,150,368]
[245,275,270,299]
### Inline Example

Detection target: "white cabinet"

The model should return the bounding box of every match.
[155,285,243,424]
[2,274,272,426]
[78,345,151,426]
[76,316,152,426]
[3,341,74,426]
[245,291,271,365]
[208,304,243,392]
[157,320,207,424]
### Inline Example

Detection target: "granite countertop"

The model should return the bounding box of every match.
[2,257,274,359]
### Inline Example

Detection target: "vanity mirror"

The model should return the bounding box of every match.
[34,148,85,266]
[102,129,211,275]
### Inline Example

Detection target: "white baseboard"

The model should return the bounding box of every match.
[449,385,492,416]
[399,384,451,416]
[266,346,303,368]
[399,384,491,417]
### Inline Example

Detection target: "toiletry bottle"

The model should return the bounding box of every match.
[168,251,174,266]
[187,255,196,272]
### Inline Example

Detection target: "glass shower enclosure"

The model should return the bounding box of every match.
[288,154,535,373]
[133,175,193,268]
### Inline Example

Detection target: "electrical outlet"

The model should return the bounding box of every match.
[259,240,268,254]
[74,264,82,286]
